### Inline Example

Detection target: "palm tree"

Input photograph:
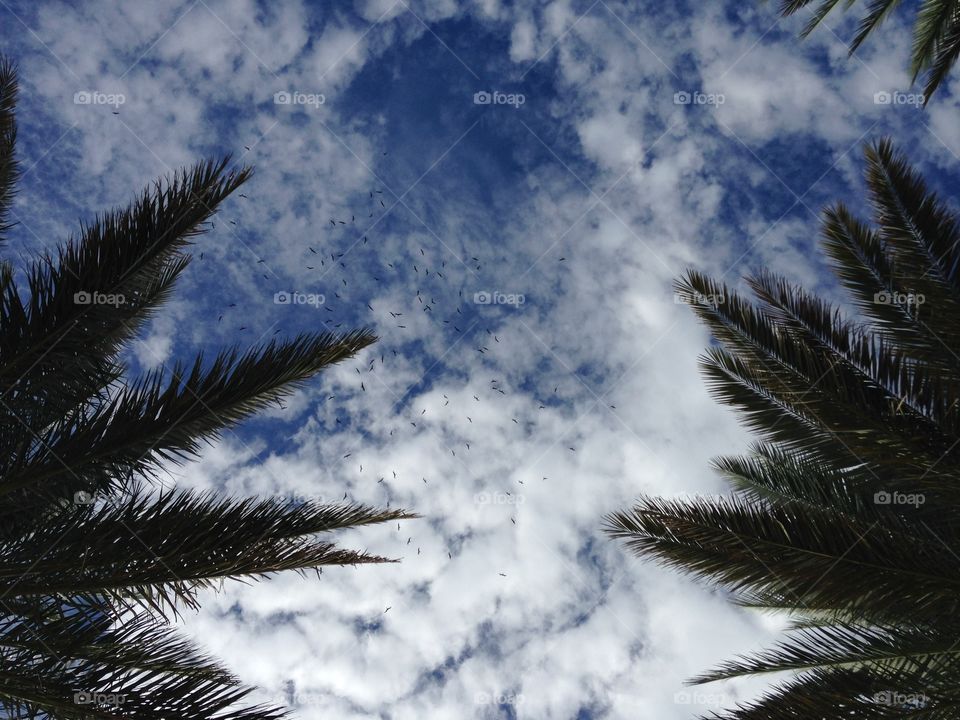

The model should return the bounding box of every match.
[607,137,960,719]
[766,0,960,102]
[0,57,413,719]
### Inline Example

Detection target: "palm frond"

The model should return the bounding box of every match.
[0,330,376,523]
[765,0,960,100]
[611,139,960,714]
[0,56,18,245]
[1,488,414,619]
[605,495,960,622]
[0,158,251,435]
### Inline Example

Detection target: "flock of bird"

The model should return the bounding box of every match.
[196,152,586,618]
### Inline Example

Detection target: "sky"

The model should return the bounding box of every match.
[3,0,960,718]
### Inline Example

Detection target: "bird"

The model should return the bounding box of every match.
[384,606,391,613]
[499,573,507,577]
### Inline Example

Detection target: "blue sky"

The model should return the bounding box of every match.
[3,0,960,717]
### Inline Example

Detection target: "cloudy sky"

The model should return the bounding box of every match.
[3,0,960,717]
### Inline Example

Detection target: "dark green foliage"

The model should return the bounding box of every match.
[767,0,960,102]
[607,139,960,718]
[0,57,413,719]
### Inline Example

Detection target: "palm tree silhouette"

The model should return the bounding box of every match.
[0,57,413,719]
[767,0,960,102]
[608,138,960,717]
